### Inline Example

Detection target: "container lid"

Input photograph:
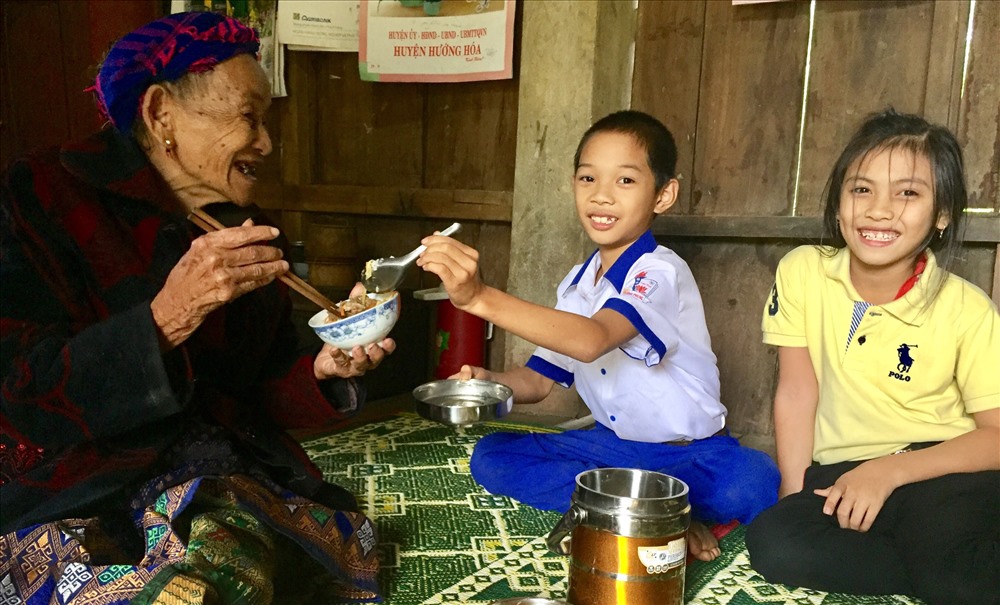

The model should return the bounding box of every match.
[574,467,689,517]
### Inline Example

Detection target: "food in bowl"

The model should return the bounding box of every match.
[308,291,400,350]
[325,293,377,322]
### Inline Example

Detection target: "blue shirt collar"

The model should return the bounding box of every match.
[569,230,658,291]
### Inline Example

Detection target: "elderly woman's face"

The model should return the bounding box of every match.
[168,54,272,207]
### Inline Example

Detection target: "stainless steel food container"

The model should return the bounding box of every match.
[545,468,691,605]
[412,379,513,427]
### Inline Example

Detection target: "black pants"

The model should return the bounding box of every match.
[745,459,1000,605]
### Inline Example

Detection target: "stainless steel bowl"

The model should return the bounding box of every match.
[413,379,514,427]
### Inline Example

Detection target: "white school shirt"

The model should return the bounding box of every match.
[526,231,726,442]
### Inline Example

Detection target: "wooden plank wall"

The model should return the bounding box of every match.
[259,42,520,252]
[0,0,160,162]
[635,0,998,218]
[633,0,999,449]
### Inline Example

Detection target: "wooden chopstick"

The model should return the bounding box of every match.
[187,208,339,314]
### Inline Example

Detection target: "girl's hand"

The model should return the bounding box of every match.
[152,219,287,350]
[415,235,483,310]
[814,457,900,532]
[314,339,396,380]
[449,364,494,381]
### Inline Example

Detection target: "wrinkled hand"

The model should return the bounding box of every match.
[448,364,494,381]
[314,339,396,380]
[152,219,288,350]
[814,457,898,532]
[415,235,483,310]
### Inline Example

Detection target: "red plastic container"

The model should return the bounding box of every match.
[434,298,486,378]
[416,288,486,379]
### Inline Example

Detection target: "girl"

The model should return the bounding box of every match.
[746,109,999,605]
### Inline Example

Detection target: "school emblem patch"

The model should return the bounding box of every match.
[626,271,659,303]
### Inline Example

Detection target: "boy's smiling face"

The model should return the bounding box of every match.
[573,131,677,266]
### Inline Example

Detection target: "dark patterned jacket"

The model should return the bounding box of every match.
[1,129,363,533]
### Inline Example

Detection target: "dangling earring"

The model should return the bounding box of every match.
[163,138,173,155]
[938,227,945,239]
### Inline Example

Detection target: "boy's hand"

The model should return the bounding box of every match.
[449,364,494,381]
[416,235,484,309]
[813,457,899,532]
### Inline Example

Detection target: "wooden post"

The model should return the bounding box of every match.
[506,0,636,420]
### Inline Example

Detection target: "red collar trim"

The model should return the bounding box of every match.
[894,251,928,300]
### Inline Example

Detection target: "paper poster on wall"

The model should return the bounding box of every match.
[170,0,285,96]
[277,0,360,52]
[359,0,515,83]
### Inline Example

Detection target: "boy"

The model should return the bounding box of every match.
[417,110,779,560]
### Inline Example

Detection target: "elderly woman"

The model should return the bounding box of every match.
[0,12,393,604]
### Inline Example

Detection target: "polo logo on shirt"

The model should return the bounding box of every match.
[768,284,779,316]
[626,271,658,303]
[888,343,917,382]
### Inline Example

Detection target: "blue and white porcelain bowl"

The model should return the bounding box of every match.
[308,291,400,350]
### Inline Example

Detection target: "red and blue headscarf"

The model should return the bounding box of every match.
[92,11,260,133]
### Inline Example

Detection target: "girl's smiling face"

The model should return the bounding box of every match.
[165,54,272,209]
[838,145,949,279]
[573,131,676,266]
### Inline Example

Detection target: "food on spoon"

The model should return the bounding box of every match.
[363,259,376,280]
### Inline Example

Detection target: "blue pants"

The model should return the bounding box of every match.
[470,423,780,523]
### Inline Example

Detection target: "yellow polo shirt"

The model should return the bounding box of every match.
[762,246,1000,464]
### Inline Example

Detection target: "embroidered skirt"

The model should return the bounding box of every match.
[0,474,380,604]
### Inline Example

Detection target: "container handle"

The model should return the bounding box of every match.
[545,505,585,555]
